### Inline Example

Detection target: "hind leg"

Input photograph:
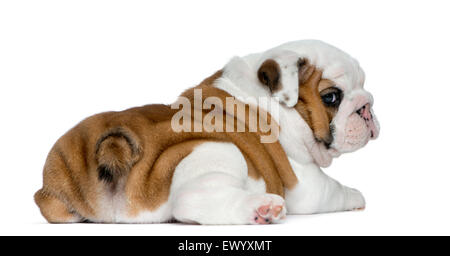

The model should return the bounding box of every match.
[34,189,83,223]
[171,172,286,225]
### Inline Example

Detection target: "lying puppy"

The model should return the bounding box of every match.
[35,40,379,224]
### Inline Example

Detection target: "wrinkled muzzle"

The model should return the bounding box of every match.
[331,90,380,153]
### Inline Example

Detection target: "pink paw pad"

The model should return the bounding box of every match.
[253,203,285,224]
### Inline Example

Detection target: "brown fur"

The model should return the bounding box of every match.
[95,127,142,185]
[294,62,338,145]
[318,79,335,92]
[257,59,281,92]
[34,70,298,223]
[318,80,340,121]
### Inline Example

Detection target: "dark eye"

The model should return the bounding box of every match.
[321,89,342,107]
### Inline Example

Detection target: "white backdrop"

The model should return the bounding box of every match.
[1,0,449,235]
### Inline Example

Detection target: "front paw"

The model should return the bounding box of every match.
[346,188,366,211]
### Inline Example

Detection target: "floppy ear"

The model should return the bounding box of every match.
[257,59,280,92]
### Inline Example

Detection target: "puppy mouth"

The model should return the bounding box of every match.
[356,103,376,138]
[315,138,332,149]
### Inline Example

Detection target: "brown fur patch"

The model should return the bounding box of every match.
[295,64,333,144]
[318,82,340,121]
[318,79,335,92]
[258,59,281,92]
[294,62,342,146]
[34,190,81,223]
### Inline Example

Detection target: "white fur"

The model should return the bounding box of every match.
[170,142,284,224]
[285,158,365,214]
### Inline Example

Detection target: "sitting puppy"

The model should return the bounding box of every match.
[35,40,379,224]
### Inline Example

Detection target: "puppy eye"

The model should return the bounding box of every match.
[321,88,342,107]
[322,92,337,104]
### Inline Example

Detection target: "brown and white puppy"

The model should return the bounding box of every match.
[35,40,379,224]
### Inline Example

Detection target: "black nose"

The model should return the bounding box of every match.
[356,104,372,122]
[356,105,365,116]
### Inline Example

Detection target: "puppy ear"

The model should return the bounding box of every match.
[257,59,280,92]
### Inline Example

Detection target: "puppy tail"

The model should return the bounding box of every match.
[95,127,142,184]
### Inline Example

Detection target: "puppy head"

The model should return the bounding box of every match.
[294,57,380,155]
[326,60,380,154]
[257,50,300,107]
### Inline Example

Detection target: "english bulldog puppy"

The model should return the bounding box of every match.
[35,40,379,224]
